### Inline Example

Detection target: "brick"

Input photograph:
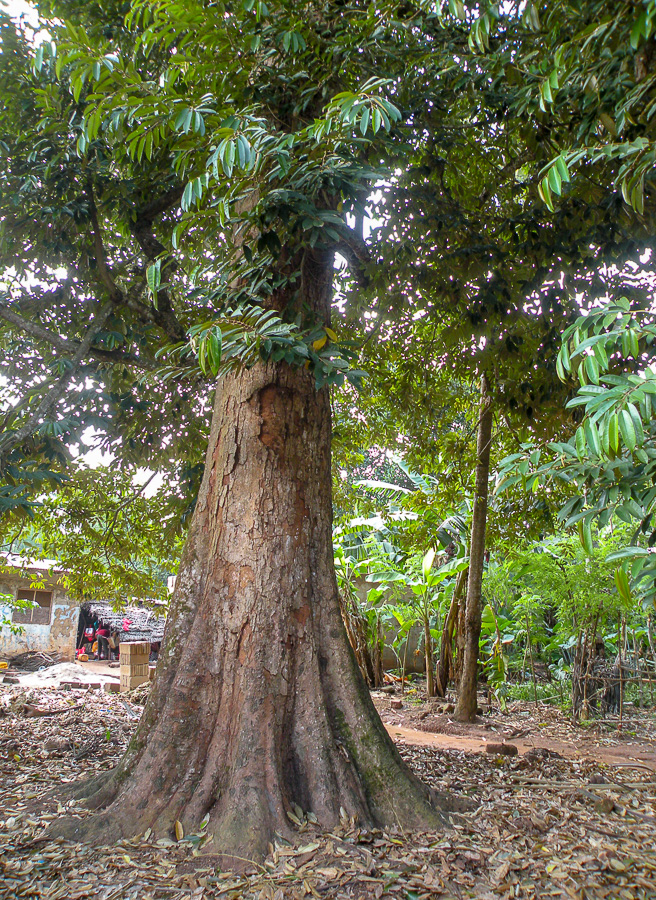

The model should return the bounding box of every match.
[148,666,156,682]
[120,656,148,669]
[120,673,149,692]
[119,641,150,657]
[485,742,518,757]
[104,682,120,693]
[120,663,149,677]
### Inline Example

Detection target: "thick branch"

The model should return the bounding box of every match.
[129,192,187,343]
[335,223,372,289]
[136,186,184,224]
[0,301,114,462]
[0,303,157,371]
[87,184,124,305]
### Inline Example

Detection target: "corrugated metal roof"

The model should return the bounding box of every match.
[84,602,166,642]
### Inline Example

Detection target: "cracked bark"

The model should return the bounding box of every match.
[48,250,464,864]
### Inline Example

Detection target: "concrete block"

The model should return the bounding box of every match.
[120,662,149,676]
[119,641,150,657]
[120,673,149,692]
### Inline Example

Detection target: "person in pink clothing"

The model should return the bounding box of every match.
[96,625,110,660]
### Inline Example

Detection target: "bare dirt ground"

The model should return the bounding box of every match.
[373,690,656,773]
[1,682,655,900]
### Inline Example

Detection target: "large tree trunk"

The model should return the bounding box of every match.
[454,373,493,723]
[49,251,457,864]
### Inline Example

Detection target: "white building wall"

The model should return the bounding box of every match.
[0,576,79,661]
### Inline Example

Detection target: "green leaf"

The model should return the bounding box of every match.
[146,260,161,299]
[577,518,593,556]
[547,164,562,196]
[607,413,619,456]
[207,329,222,374]
[614,566,632,604]
[631,10,646,49]
[538,176,554,210]
[555,155,570,184]
[225,140,236,175]
[584,419,601,456]
[422,547,436,579]
[181,181,193,210]
[626,403,645,445]
[618,408,636,452]
[585,354,600,385]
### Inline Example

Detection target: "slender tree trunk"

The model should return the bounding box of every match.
[526,618,539,707]
[454,373,493,723]
[49,250,458,864]
[455,591,466,684]
[618,615,624,731]
[338,590,383,688]
[647,615,656,704]
[436,567,467,697]
[424,615,435,698]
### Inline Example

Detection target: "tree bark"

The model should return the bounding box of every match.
[424,617,435,698]
[436,567,467,697]
[454,373,493,723]
[338,590,384,688]
[48,250,460,864]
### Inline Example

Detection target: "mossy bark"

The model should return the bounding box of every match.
[49,251,461,865]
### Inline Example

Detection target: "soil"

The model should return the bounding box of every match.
[374,689,656,772]
[1,682,655,899]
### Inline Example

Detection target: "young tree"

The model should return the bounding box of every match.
[0,465,181,604]
[454,373,493,721]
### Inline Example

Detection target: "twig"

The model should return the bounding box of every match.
[22,704,72,718]
[0,300,114,461]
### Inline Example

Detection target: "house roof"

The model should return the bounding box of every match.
[84,601,166,643]
[0,553,66,575]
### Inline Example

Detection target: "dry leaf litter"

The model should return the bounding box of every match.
[1,681,655,900]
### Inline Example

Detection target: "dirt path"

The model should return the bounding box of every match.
[384,722,656,771]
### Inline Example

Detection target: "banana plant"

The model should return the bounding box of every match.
[367,546,468,697]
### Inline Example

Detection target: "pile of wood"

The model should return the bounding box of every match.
[7,651,63,671]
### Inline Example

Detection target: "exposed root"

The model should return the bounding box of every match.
[44,362,468,859]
